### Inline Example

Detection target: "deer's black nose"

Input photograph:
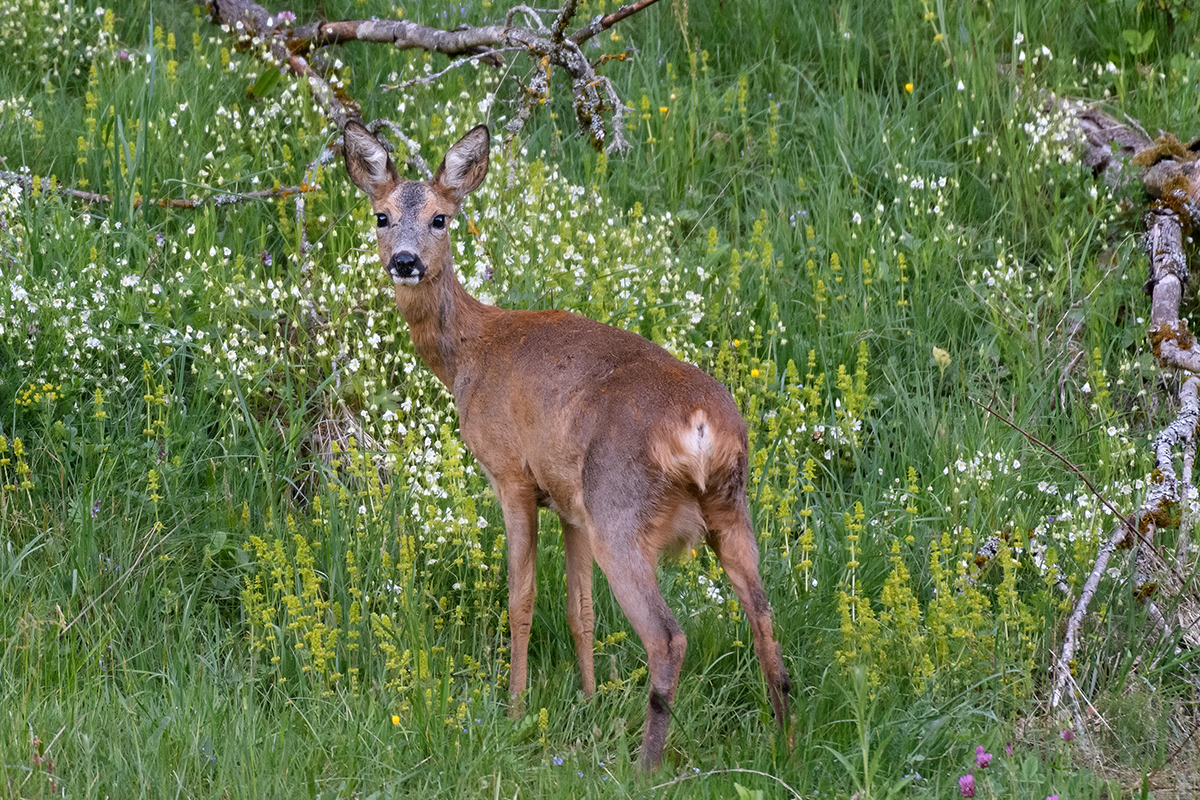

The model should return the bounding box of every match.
[388,251,425,281]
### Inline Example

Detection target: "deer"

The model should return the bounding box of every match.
[342,120,790,770]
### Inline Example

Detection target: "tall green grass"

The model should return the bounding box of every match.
[1,0,1198,796]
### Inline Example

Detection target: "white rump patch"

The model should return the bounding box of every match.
[678,410,713,492]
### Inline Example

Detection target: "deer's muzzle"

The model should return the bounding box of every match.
[388,251,426,286]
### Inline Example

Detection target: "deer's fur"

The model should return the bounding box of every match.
[343,120,789,769]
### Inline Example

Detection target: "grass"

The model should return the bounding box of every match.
[2,0,1200,796]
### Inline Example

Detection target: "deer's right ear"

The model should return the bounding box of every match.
[343,121,399,202]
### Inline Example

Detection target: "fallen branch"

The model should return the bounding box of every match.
[203,0,664,154]
[0,170,315,209]
[1046,102,1200,714]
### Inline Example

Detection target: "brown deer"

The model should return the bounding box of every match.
[342,120,789,769]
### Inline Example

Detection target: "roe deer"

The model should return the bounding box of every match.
[342,120,790,769]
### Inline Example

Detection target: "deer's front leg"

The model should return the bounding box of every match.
[498,482,539,712]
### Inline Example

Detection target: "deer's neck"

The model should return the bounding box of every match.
[395,263,493,390]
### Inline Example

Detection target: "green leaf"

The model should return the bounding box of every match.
[1122,28,1155,55]
[247,66,282,99]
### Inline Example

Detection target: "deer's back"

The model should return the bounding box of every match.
[453,308,748,531]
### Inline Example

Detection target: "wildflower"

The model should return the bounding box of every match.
[391,715,400,725]
[1047,796,1059,800]
[1061,729,1075,742]
[1005,742,1013,756]
[932,346,951,374]
[904,81,914,93]
[958,774,976,797]
[975,745,992,769]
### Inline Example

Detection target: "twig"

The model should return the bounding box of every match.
[649,767,803,798]
[1146,715,1200,781]
[968,390,1200,712]
[294,147,335,261]
[568,0,665,45]
[60,522,175,635]
[506,4,550,31]
[370,120,433,180]
[968,397,1139,540]
[384,47,524,91]
[1050,522,1136,710]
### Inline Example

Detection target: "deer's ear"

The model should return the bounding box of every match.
[433,124,490,202]
[343,121,399,202]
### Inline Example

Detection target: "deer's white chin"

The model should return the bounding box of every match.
[392,274,422,287]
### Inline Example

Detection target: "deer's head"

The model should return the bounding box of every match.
[343,121,490,288]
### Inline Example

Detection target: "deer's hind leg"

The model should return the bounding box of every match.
[561,518,596,697]
[591,534,686,770]
[703,497,790,730]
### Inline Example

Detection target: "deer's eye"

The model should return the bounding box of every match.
[376,213,389,228]
[431,214,447,230]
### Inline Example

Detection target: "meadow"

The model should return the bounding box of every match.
[2,0,1199,796]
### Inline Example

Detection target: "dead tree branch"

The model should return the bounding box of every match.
[1051,521,1139,710]
[0,170,314,210]
[1047,101,1200,714]
[203,0,664,154]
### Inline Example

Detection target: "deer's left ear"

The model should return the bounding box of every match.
[343,121,400,202]
[433,124,490,202]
